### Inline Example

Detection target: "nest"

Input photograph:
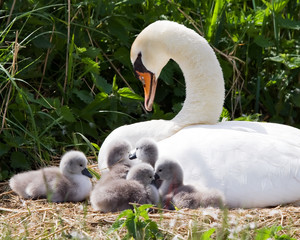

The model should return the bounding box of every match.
[1,166,300,239]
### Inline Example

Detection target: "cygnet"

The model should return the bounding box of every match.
[98,139,133,185]
[129,138,158,168]
[155,159,224,209]
[9,150,92,202]
[90,163,159,212]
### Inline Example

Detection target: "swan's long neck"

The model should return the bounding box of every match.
[167,32,225,126]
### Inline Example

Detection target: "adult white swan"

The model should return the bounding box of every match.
[98,20,300,208]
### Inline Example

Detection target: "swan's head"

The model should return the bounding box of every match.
[130,21,171,111]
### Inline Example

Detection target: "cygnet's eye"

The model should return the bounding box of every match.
[158,169,162,172]
[80,164,83,167]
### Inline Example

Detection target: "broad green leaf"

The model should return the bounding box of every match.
[114,47,131,68]
[254,35,273,48]
[92,73,112,94]
[118,87,143,101]
[60,106,76,122]
[81,57,100,74]
[73,89,93,104]
[10,151,30,170]
[0,143,10,156]
[276,16,300,30]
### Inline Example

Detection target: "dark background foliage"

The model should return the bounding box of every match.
[0,0,299,180]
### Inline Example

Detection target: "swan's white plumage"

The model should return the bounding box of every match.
[157,121,300,208]
[98,20,300,208]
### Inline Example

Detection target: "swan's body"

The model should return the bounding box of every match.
[90,163,158,212]
[98,20,300,208]
[10,151,92,202]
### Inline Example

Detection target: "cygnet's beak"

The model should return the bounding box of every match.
[81,168,93,178]
[151,173,162,188]
[129,151,137,160]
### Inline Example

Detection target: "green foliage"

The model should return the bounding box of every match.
[255,225,296,240]
[108,204,164,239]
[0,0,299,179]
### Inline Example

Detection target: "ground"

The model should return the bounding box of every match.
[1,164,300,239]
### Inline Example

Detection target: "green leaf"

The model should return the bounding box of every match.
[91,143,100,151]
[254,35,273,48]
[112,75,118,93]
[92,73,112,94]
[81,57,100,74]
[114,47,131,68]
[276,16,300,30]
[200,228,215,240]
[73,89,93,104]
[0,143,10,156]
[60,106,76,122]
[10,151,30,170]
[118,87,143,101]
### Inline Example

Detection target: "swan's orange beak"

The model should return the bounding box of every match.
[136,71,157,111]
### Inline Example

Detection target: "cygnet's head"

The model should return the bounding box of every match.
[60,150,92,178]
[126,163,155,186]
[107,140,132,168]
[155,159,183,182]
[129,138,158,167]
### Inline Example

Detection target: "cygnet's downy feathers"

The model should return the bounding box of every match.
[129,138,158,168]
[90,163,158,212]
[98,139,133,185]
[9,150,92,202]
[155,159,224,209]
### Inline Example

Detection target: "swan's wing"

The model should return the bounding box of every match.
[157,124,300,208]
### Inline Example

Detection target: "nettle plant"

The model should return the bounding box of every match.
[0,0,299,180]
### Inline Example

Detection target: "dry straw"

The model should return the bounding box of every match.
[1,166,300,239]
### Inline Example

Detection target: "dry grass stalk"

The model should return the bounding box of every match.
[2,176,300,239]
[1,166,300,239]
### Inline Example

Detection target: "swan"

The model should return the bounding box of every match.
[10,150,92,202]
[155,159,224,209]
[90,163,158,212]
[98,20,300,208]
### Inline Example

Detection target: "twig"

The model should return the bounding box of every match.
[0,190,13,197]
[36,225,71,240]
[0,207,52,213]
[6,0,16,26]
[62,0,71,105]
[38,24,55,97]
